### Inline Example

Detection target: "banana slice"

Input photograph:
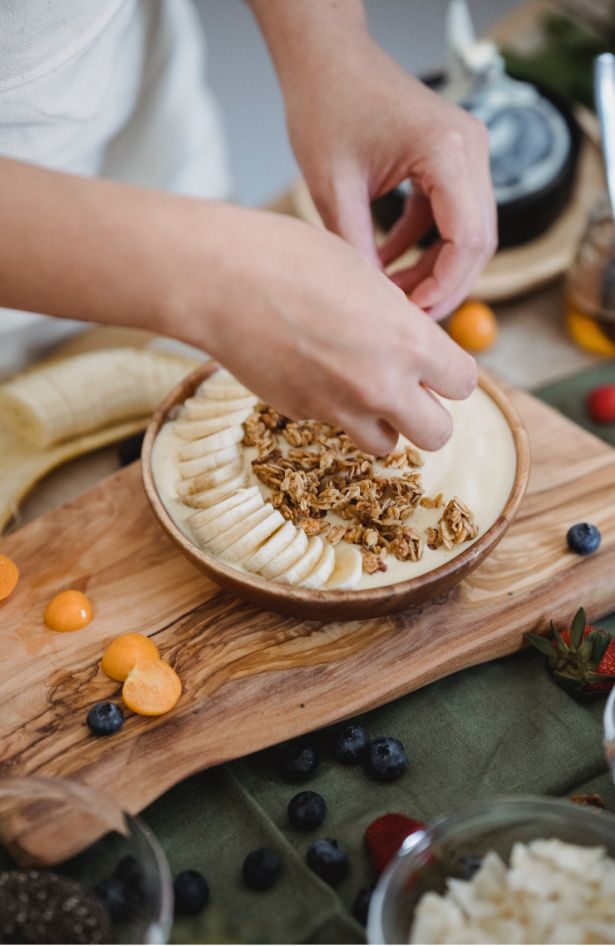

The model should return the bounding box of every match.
[259,530,308,580]
[181,395,257,420]
[191,491,264,544]
[326,543,363,590]
[177,458,244,497]
[198,370,252,401]
[189,486,261,529]
[179,444,242,479]
[244,520,297,573]
[181,472,248,508]
[222,508,285,563]
[174,408,253,442]
[301,543,336,589]
[279,536,324,585]
[177,425,244,461]
[208,504,272,556]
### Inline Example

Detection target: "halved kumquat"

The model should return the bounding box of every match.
[101,633,160,682]
[122,659,182,716]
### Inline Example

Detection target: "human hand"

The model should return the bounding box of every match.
[188,206,477,455]
[282,35,497,320]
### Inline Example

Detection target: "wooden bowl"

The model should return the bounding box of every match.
[142,365,530,620]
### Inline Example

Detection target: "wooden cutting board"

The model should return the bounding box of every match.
[1,383,615,819]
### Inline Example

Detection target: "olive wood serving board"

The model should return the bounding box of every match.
[1,384,615,819]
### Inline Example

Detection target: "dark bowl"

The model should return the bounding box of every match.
[372,73,582,249]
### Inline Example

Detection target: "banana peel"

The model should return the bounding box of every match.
[0,337,199,533]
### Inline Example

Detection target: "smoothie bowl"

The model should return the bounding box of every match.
[142,363,529,619]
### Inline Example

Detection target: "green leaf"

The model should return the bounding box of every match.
[586,672,615,682]
[551,625,569,654]
[526,633,556,660]
[553,671,585,694]
[579,637,594,664]
[590,631,612,667]
[570,608,586,650]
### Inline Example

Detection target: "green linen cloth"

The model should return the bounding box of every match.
[142,361,615,945]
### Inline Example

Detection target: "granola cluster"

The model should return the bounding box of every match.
[242,404,478,574]
[426,497,479,551]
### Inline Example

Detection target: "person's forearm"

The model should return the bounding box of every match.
[0,157,230,341]
[247,0,370,93]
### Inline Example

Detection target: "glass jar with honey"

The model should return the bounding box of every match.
[566,194,615,356]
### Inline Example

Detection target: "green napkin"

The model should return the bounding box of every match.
[142,362,615,945]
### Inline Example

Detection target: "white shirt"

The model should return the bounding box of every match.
[0,0,232,371]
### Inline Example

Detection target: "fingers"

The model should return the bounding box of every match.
[310,172,381,269]
[341,414,399,457]
[407,124,496,318]
[383,384,454,452]
[413,241,487,321]
[388,242,442,299]
[378,190,433,267]
[415,317,478,402]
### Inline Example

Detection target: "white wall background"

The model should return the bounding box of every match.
[195,0,520,206]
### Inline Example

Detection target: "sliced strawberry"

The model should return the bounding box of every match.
[364,813,426,876]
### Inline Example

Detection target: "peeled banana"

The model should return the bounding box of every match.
[0,347,193,448]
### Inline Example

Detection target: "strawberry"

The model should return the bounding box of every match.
[586,384,615,425]
[527,607,615,696]
[364,813,425,876]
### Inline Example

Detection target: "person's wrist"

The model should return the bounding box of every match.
[147,198,237,355]
[277,21,374,107]
[156,200,273,360]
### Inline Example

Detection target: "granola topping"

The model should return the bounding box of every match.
[244,403,478,571]
[426,497,480,551]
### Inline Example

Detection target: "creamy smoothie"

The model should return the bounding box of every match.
[152,374,517,591]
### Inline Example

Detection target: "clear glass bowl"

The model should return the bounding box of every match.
[0,777,173,944]
[368,795,615,944]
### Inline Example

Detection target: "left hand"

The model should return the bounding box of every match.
[282,36,497,320]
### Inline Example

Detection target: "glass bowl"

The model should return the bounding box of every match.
[0,776,173,944]
[367,795,615,944]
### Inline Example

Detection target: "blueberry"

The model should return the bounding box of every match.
[242,847,282,891]
[94,877,133,921]
[173,870,209,915]
[114,855,143,892]
[277,740,318,781]
[306,838,349,886]
[86,702,124,737]
[288,791,327,830]
[352,886,374,926]
[458,854,483,880]
[333,724,368,764]
[567,523,601,556]
[365,737,408,782]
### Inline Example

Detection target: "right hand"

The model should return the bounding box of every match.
[182,208,477,456]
